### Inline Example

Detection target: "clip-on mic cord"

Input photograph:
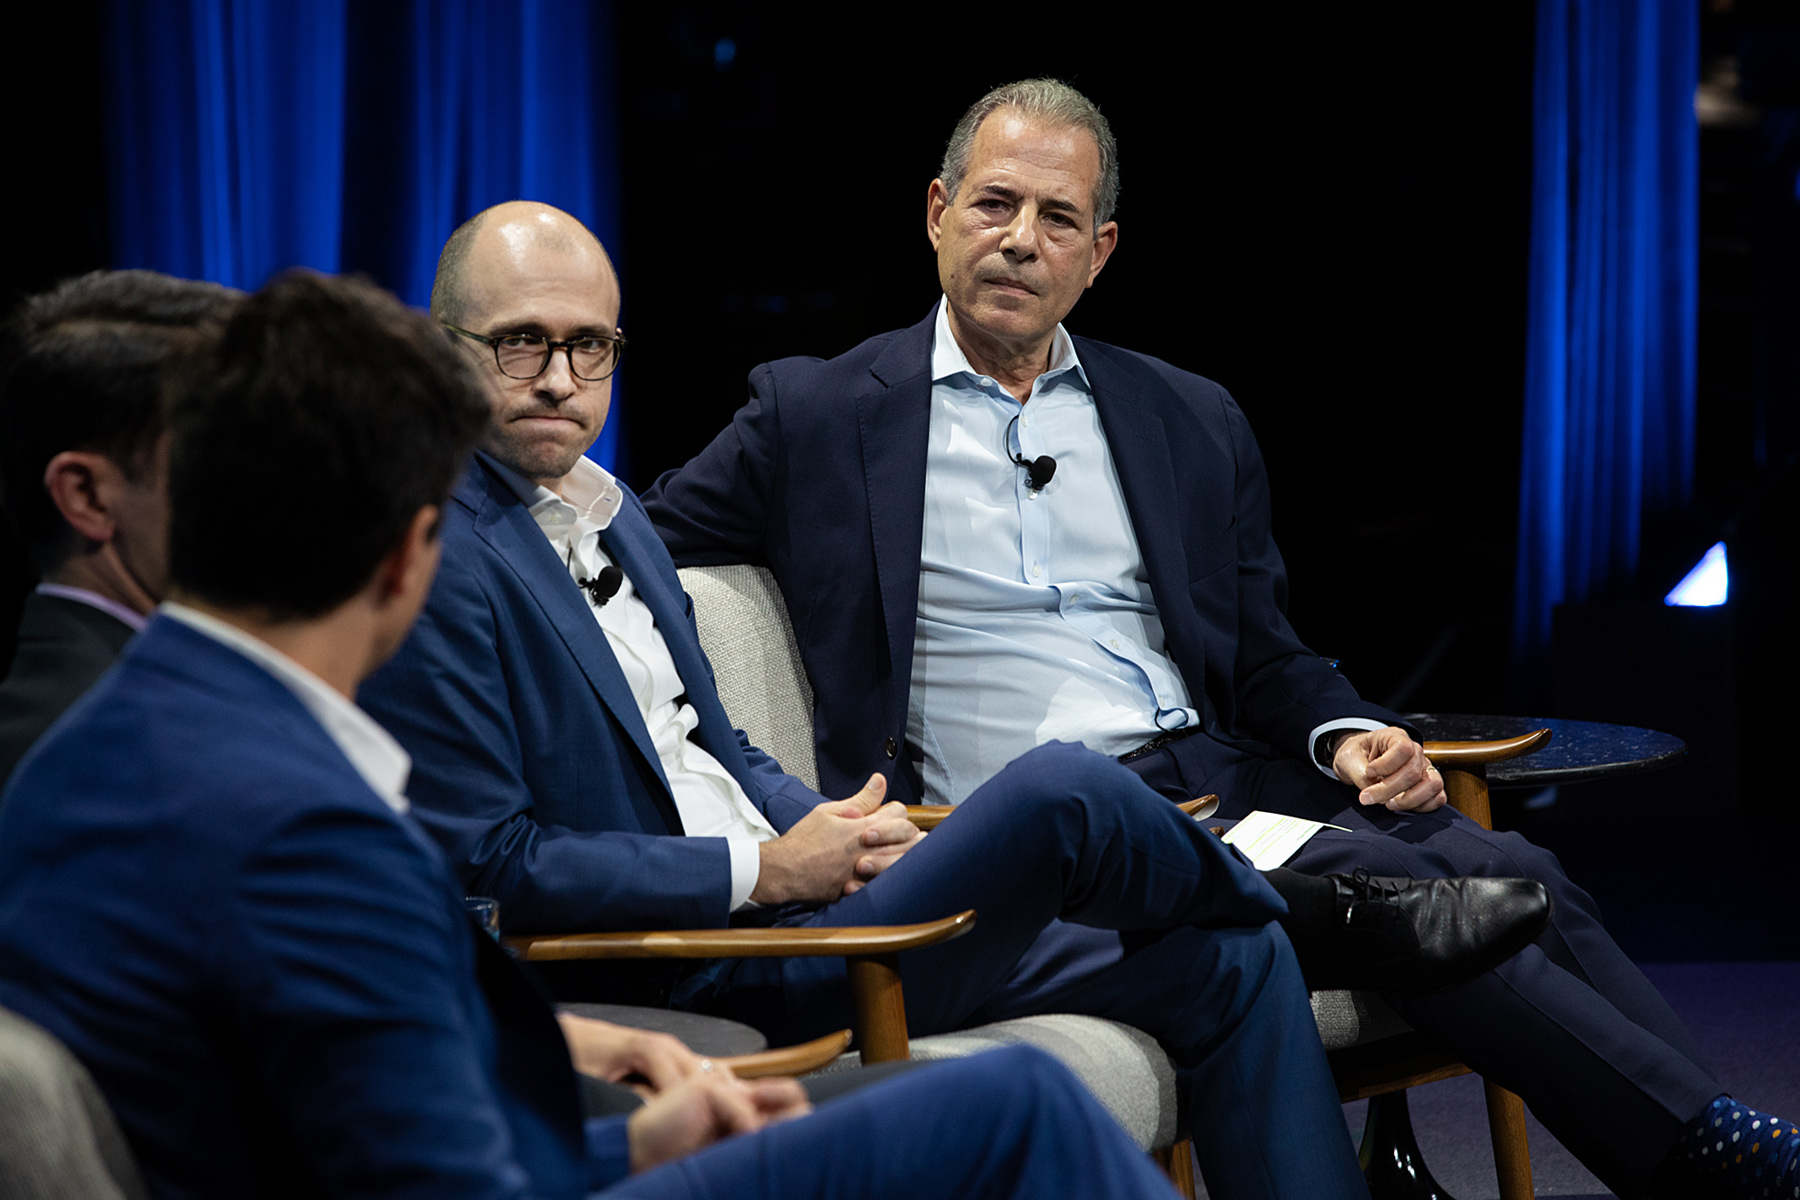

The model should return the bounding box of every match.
[1006,414,1057,491]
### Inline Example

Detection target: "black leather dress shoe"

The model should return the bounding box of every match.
[1298,870,1553,993]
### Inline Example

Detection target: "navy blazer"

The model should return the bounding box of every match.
[0,592,138,790]
[0,617,607,1200]
[361,458,827,936]
[643,308,1400,806]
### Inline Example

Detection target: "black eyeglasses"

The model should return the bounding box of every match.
[443,323,627,382]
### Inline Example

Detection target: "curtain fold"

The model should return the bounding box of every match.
[105,0,624,469]
[1514,0,1697,661]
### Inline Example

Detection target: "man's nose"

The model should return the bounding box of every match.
[534,345,580,403]
[1000,205,1039,259]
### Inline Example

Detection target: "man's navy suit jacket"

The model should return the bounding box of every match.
[0,592,137,790]
[643,308,1399,806]
[361,459,829,937]
[0,618,606,1200]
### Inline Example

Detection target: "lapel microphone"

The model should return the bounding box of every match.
[1006,414,1058,491]
[580,565,625,608]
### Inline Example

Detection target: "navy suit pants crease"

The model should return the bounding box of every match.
[603,1046,1173,1199]
[1149,746,1722,1197]
[687,742,1371,1199]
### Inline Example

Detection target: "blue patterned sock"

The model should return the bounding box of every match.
[1677,1095,1800,1197]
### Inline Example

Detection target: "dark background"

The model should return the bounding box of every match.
[4,2,1794,958]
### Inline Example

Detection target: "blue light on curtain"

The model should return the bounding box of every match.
[108,0,348,288]
[105,0,624,471]
[1513,0,1697,660]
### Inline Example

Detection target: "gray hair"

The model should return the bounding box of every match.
[937,79,1119,227]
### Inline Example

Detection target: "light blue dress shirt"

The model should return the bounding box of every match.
[908,302,1382,805]
[908,301,1200,804]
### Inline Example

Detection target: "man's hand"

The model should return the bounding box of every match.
[751,774,921,905]
[1331,727,1446,813]
[626,1069,810,1173]
[556,1014,704,1093]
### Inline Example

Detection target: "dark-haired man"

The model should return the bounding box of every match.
[0,270,1181,1200]
[0,270,238,786]
[643,76,1800,1200]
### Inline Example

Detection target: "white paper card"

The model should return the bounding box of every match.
[1217,809,1346,870]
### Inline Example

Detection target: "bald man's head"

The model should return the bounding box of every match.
[431,201,611,327]
[433,202,623,492]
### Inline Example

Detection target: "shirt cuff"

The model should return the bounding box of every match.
[1307,718,1389,779]
[585,1116,634,1189]
[727,838,763,912]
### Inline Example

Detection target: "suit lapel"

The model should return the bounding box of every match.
[460,465,673,800]
[1081,343,1200,669]
[857,315,935,720]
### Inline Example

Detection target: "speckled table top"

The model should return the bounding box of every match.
[1403,714,1687,787]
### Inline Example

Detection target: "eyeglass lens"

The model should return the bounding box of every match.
[494,336,620,381]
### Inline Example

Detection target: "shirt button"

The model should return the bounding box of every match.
[1031,564,1043,577]
[884,737,898,759]
[1110,638,1122,649]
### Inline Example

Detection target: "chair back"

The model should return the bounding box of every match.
[678,564,820,790]
[0,1005,149,1200]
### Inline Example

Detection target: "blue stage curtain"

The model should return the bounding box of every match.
[104,0,624,470]
[1513,0,1697,661]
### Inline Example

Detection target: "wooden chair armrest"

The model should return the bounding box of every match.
[907,805,954,830]
[1176,795,1220,819]
[1422,730,1552,768]
[1422,731,1551,831]
[719,1028,853,1078]
[505,910,976,963]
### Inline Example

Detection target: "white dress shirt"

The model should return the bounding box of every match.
[35,583,149,633]
[483,454,776,910]
[160,603,411,812]
[910,301,1379,803]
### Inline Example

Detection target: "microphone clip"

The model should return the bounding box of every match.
[1005,414,1058,492]
[580,564,625,608]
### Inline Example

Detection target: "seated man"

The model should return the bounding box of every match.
[0,270,1177,1200]
[641,76,1800,1200]
[360,200,1548,1199]
[0,270,238,788]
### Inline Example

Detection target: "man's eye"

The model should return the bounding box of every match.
[496,334,540,350]
[570,337,611,353]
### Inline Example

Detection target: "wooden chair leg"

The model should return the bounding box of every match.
[845,953,910,1063]
[1484,1080,1534,1200]
[1152,1138,1198,1199]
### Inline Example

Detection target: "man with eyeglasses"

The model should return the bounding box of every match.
[360,198,1448,1199]
[364,196,1562,1199]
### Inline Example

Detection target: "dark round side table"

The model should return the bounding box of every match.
[1405,713,1687,788]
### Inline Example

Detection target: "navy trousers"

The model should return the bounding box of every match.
[1132,740,1722,1199]
[683,742,1371,1200]
[608,1046,1176,1199]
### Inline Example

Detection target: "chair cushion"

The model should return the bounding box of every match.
[0,1005,148,1200]
[679,564,819,790]
[1310,989,1413,1051]
[810,1014,1179,1151]
[557,1002,769,1057]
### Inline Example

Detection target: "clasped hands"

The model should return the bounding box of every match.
[1330,726,1446,813]
[751,773,922,905]
[557,1013,810,1174]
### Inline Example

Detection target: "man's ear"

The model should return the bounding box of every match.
[42,451,124,546]
[1086,220,1119,288]
[375,505,443,606]
[926,179,951,251]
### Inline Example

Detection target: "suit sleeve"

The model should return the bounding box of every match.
[222,806,547,1200]
[360,547,737,934]
[1220,394,1404,759]
[641,362,786,568]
